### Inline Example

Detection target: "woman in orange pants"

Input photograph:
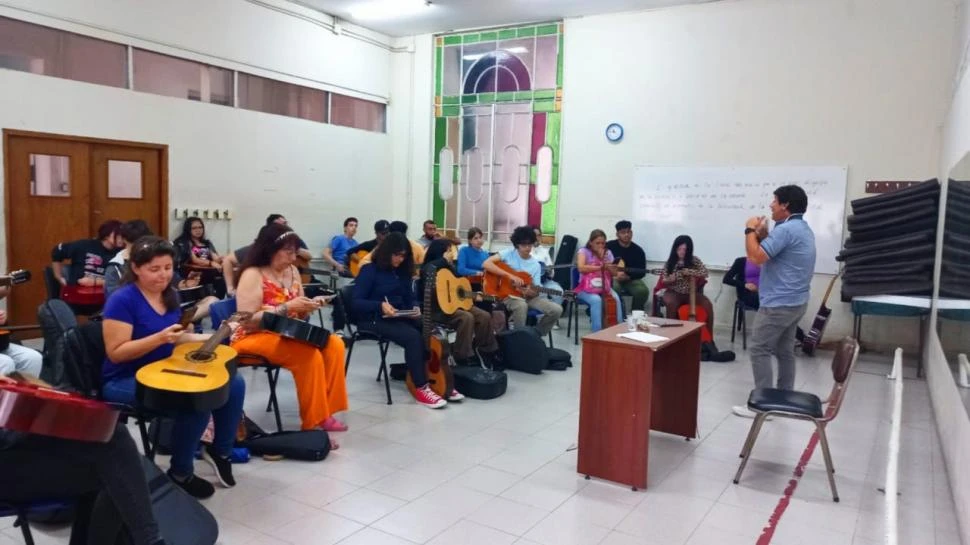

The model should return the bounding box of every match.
[232,223,348,447]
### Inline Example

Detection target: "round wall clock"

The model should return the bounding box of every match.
[606,123,624,143]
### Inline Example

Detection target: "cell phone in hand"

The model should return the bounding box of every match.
[179,305,198,328]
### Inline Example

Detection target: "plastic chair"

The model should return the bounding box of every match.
[733,337,860,502]
[209,298,284,432]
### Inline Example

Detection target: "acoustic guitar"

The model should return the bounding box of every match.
[0,375,120,443]
[347,249,370,278]
[435,268,498,315]
[405,267,454,399]
[0,270,35,348]
[483,261,573,300]
[678,276,714,343]
[136,312,250,413]
[61,285,105,307]
[260,311,331,349]
[801,272,841,356]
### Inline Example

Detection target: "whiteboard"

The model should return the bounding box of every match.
[632,166,847,275]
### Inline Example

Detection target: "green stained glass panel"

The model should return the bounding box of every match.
[495,91,515,102]
[557,33,564,87]
[533,89,556,100]
[434,117,446,160]
[462,94,478,104]
[433,180,445,225]
[462,33,481,44]
[442,95,459,105]
[481,31,498,41]
[536,24,558,36]
[517,26,536,38]
[498,28,517,40]
[545,112,561,156]
[435,47,443,95]
[442,105,460,117]
[533,100,555,113]
[541,186,559,234]
[443,35,461,45]
[478,92,497,104]
[514,91,533,101]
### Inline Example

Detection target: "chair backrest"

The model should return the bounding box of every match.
[208,298,237,332]
[43,266,61,300]
[570,267,580,290]
[62,321,106,397]
[824,336,860,421]
[338,284,357,330]
[552,235,578,289]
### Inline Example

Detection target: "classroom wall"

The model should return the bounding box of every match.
[0,0,395,257]
[555,0,957,348]
[929,0,970,542]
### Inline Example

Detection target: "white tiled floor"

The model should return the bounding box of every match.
[7,323,962,545]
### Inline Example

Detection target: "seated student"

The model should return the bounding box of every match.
[419,239,501,367]
[530,226,565,308]
[574,229,623,333]
[232,224,348,445]
[101,236,245,499]
[107,220,219,323]
[0,286,42,378]
[483,226,563,335]
[265,213,314,264]
[322,217,358,275]
[0,382,167,545]
[660,235,715,333]
[352,232,459,408]
[51,219,124,287]
[173,216,223,271]
[418,220,441,248]
[724,256,761,310]
[456,227,489,276]
[344,219,390,274]
[358,221,426,269]
[607,220,650,314]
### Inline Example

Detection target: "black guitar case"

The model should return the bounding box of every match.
[546,348,572,370]
[236,415,331,462]
[452,360,508,400]
[552,235,578,292]
[88,457,218,545]
[497,327,548,374]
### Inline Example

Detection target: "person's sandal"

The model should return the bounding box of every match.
[319,416,349,432]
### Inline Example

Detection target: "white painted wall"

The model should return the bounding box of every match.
[929,1,970,543]
[0,0,395,258]
[557,0,956,347]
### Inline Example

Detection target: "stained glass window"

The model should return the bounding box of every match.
[432,22,564,243]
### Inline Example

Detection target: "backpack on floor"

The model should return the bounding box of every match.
[88,456,219,545]
[235,415,331,462]
[452,354,508,400]
[497,327,548,374]
[546,348,572,371]
[37,299,78,389]
[701,340,736,363]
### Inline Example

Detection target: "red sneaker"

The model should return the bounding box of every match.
[413,385,447,409]
[447,389,465,402]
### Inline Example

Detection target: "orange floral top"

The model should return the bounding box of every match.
[231,273,305,342]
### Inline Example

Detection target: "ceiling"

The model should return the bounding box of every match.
[288,0,720,37]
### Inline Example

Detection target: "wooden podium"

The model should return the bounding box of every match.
[577,320,702,490]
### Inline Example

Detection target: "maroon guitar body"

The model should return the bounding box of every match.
[0,381,120,443]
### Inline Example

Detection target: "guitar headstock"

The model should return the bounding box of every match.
[0,270,31,287]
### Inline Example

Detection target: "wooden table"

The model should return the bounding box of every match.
[577,320,702,490]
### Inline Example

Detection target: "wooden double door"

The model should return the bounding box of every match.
[3,130,168,327]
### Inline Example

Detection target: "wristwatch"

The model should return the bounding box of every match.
[744,227,757,235]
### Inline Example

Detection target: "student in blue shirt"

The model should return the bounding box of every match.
[457,227,489,276]
[483,225,563,335]
[101,237,246,499]
[322,217,358,275]
[733,185,816,418]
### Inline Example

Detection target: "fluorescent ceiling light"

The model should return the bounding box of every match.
[348,0,430,20]
[463,47,528,61]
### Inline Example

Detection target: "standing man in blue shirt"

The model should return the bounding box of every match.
[733,185,816,418]
[322,217,358,275]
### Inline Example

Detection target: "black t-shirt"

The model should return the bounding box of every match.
[344,239,379,266]
[606,240,647,280]
[51,239,117,284]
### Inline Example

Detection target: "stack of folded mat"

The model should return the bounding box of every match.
[941,179,970,299]
[838,179,940,301]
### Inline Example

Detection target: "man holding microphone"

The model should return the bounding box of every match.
[733,185,816,418]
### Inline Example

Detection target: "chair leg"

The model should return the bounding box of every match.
[734,413,768,484]
[379,341,392,405]
[573,303,579,346]
[731,303,738,343]
[266,367,283,433]
[344,335,356,373]
[15,510,35,545]
[741,309,748,350]
[147,418,161,461]
[815,422,839,502]
[564,300,572,338]
[137,418,153,459]
[548,331,554,349]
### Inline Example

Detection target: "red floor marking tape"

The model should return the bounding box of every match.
[755,431,821,545]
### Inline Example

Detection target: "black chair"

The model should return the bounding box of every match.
[733,337,860,502]
[731,298,758,349]
[42,266,61,301]
[62,321,160,460]
[0,500,75,545]
[208,298,284,432]
[338,284,393,405]
[565,268,591,346]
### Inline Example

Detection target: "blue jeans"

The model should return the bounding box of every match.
[577,290,623,332]
[102,374,246,478]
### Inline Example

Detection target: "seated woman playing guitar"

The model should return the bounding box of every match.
[101,237,245,500]
[174,216,226,298]
[660,235,715,334]
[420,239,501,367]
[232,224,348,444]
[0,377,166,545]
[353,232,460,409]
[574,229,624,333]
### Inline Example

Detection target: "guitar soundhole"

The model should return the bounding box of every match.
[186,350,216,363]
